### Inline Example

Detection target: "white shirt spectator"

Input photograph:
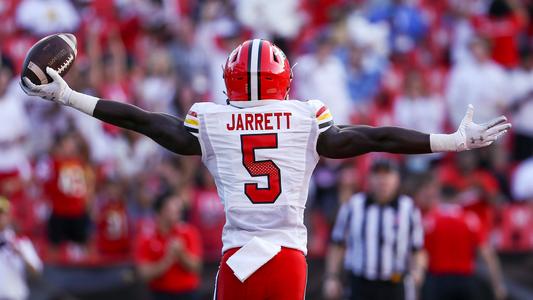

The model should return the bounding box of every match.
[450,18,475,65]
[0,229,42,300]
[295,54,352,125]
[113,135,161,179]
[509,66,533,136]
[446,60,509,126]
[394,96,445,171]
[235,0,303,38]
[511,158,533,201]
[346,13,390,58]
[394,96,445,133]
[16,0,80,36]
[196,18,242,104]
[135,0,181,28]
[137,76,176,112]
[69,108,114,163]
[0,91,31,178]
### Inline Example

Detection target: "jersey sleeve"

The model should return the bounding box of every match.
[307,99,334,133]
[184,104,201,138]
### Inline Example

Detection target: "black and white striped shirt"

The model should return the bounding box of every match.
[331,193,423,281]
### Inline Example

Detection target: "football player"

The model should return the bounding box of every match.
[21,39,511,300]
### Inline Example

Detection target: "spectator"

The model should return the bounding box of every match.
[471,0,528,68]
[0,0,18,41]
[0,196,42,300]
[113,130,161,181]
[135,192,202,300]
[295,34,352,124]
[509,49,533,161]
[15,0,80,36]
[135,0,183,29]
[345,43,385,106]
[95,179,131,257]
[394,69,445,171]
[189,168,224,263]
[394,70,445,133]
[0,56,31,199]
[367,0,428,54]
[199,18,247,104]
[308,161,348,257]
[414,176,507,300]
[511,157,533,201]
[169,17,210,97]
[235,0,304,38]
[87,28,131,106]
[37,131,94,259]
[446,36,509,126]
[448,1,478,65]
[438,151,504,231]
[129,173,160,236]
[137,47,177,112]
[324,159,425,300]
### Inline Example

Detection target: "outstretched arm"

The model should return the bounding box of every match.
[21,67,200,155]
[318,105,511,158]
[318,125,431,158]
[93,101,200,155]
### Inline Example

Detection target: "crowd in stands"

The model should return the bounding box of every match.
[0,0,532,298]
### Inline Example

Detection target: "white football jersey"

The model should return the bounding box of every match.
[184,100,333,254]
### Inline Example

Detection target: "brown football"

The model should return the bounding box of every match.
[21,33,77,86]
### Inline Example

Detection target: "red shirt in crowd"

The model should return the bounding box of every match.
[135,223,202,293]
[96,199,130,255]
[41,157,91,217]
[472,14,525,68]
[438,163,501,232]
[190,187,224,262]
[423,203,487,275]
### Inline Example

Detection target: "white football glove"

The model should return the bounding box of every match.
[430,105,511,152]
[20,67,98,115]
[20,67,73,104]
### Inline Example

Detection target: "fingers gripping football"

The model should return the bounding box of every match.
[459,105,512,150]
[20,67,72,105]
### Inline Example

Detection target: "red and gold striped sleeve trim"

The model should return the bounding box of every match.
[311,102,333,133]
[184,110,199,137]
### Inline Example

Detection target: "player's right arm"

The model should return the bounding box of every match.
[311,101,511,158]
[21,67,201,156]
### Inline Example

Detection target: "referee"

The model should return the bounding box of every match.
[323,159,426,300]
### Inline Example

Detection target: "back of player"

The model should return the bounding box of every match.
[185,99,332,299]
[21,36,512,300]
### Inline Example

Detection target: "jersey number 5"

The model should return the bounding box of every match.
[240,133,281,204]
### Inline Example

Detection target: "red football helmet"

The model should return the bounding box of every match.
[223,39,292,101]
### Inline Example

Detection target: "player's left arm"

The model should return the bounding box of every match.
[317,105,511,158]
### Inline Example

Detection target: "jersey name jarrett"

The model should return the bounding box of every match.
[226,112,292,131]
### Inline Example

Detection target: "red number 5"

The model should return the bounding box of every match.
[240,133,281,204]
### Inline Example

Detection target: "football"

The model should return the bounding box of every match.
[21,33,77,86]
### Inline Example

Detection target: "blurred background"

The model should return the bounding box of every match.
[0,0,532,299]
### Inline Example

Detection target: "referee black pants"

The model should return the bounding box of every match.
[348,274,405,300]
[421,273,479,300]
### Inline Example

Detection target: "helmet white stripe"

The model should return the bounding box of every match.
[249,39,261,101]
